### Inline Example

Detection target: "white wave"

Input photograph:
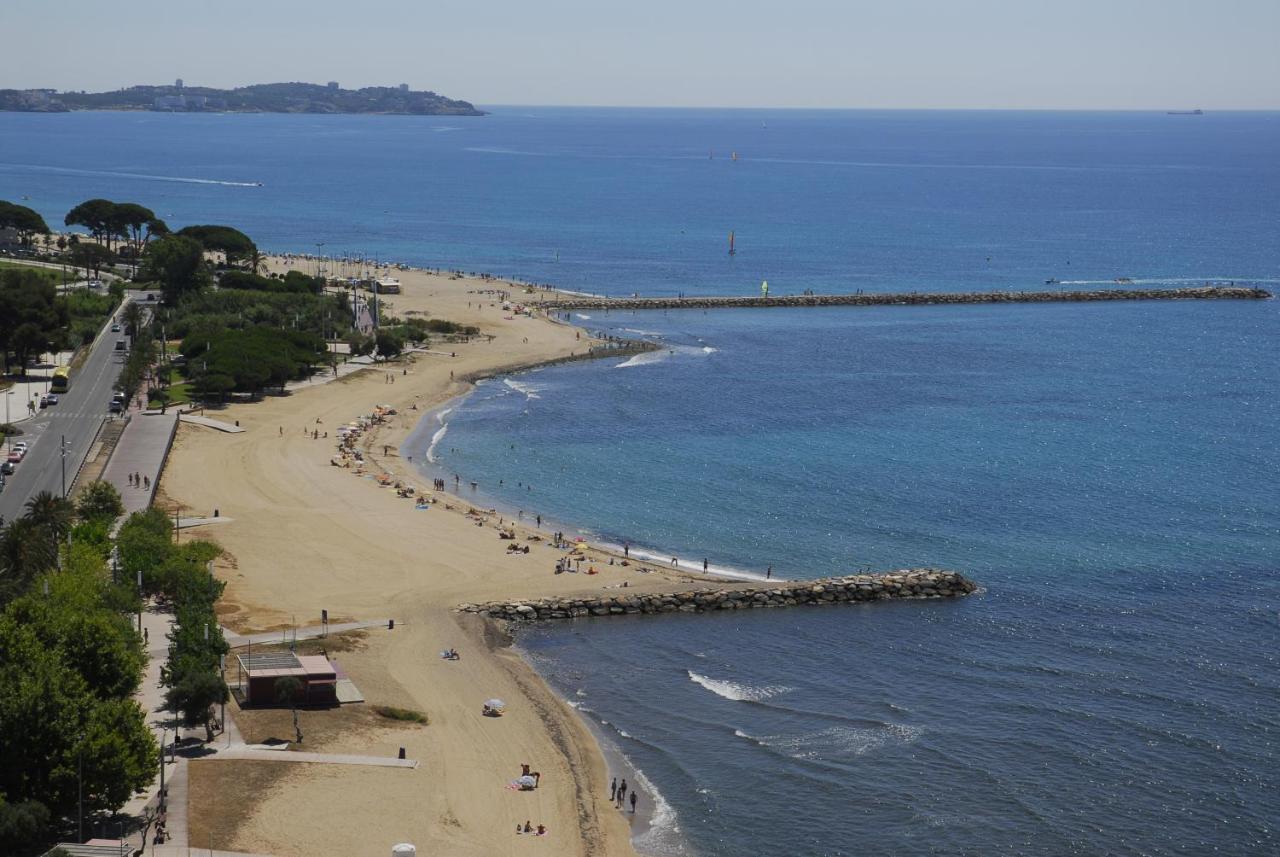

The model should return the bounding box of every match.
[688,671,791,702]
[614,350,670,369]
[629,762,682,854]
[503,378,543,399]
[425,408,452,463]
[617,728,634,739]
[574,313,592,320]
[426,423,448,463]
[736,724,922,759]
[702,346,718,354]
[620,328,665,336]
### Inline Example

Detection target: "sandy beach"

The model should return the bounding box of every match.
[163,258,714,856]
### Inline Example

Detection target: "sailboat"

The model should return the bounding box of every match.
[731,151,739,161]
[728,232,736,256]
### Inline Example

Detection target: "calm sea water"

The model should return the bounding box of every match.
[4,109,1278,855]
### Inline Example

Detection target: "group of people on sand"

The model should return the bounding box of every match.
[516,821,547,836]
[127,472,150,489]
[610,777,639,813]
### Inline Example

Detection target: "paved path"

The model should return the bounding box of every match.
[223,619,393,648]
[179,414,245,433]
[204,748,419,768]
[177,515,234,529]
[101,411,179,515]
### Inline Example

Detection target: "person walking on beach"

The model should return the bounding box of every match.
[766,565,772,579]
[630,791,637,814]
[703,558,709,572]
[610,778,617,802]
[617,779,627,807]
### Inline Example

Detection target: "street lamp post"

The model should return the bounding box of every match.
[77,735,84,842]
[5,390,12,452]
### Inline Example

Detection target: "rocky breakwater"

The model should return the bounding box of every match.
[457,569,978,622]
[538,285,1271,311]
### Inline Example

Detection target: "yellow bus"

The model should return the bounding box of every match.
[50,366,70,394]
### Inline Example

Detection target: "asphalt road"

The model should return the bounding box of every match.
[0,294,154,524]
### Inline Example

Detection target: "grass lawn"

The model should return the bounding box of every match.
[0,259,63,287]
[148,366,192,408]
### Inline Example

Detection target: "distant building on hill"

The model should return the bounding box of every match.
[327,81,340,89]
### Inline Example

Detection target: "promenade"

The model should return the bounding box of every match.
[101,411,179,515]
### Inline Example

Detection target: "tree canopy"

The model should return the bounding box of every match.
[142,234,209,302]
[0,200,50,244]
[176,224,256,267]
[0,267,67,375]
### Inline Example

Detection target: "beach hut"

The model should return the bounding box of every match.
[235,652,339,706]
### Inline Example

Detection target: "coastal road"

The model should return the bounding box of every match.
[0,294,151,523]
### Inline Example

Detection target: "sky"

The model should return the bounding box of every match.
[1,0,1277,109]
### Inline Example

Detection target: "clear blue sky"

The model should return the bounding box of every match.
[2,0,1276,108]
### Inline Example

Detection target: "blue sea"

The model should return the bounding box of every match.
[4,108,1278,855]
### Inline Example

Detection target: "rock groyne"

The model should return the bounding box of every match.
[539,286,1270,311]
[457,569,977,622]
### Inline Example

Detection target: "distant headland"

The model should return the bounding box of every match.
[0,79,485,115]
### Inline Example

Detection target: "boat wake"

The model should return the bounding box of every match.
[0,162,262,187]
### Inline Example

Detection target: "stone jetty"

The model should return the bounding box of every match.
[457,569,977,622]
[538,285,1270,312]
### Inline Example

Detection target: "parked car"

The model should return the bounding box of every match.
[109,399,123,414]
[13,442,27,455]
[6,449,22,463]
[1,461,14,476]
[45,394,58,406]
[111,323,121,332]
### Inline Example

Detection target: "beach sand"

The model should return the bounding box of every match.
[165,259,710,856]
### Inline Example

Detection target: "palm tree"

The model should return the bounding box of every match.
[0,517,58,605]
[24,490,74,552]
[121,302,145,337]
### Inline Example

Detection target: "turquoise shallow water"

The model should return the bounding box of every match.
[4,108,1278,855]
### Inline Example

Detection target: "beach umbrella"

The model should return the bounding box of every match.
[485,698,506,711]
[516,775,537,788]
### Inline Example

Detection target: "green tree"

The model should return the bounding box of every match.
[24,491,74,554]
[0,518,58,607]
[76,481,125,524]
[0,797,51,853]
[64,199,118,249]
[141,234,209,302]
[176,225,256,268]
[0,200,51,245]
[107,202,157,261]
[166,670,229,742]
[0,268,66,375]
[69,241,115,281]
[376,329,404,360]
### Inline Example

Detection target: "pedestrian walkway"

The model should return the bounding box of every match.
[177,515,234,529]
[179,413,245,433]
[2,351,74,424]
[205,748,420,768]
[101,411,179,514]
[222,619,393,648]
